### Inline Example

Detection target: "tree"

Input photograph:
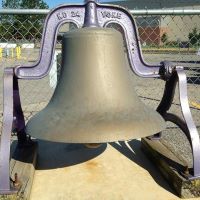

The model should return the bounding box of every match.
[0,0,21,41]
[2,0,21,8]
[2,0,48,10]
[15,0,49,40]
[161,32,168,44]
[188,27,200,46]
[20,0,48,9]
[0,0,49,41]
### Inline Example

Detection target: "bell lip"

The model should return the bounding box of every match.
[26,120,166,144]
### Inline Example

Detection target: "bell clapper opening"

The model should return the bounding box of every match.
[84,143,102,148]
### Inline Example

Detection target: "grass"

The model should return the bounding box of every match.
[0,195,19,200]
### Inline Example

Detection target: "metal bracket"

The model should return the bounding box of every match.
[0,68,17,194]
[15,0,161,79]
[15,5,85,79]
[155,63,200,179]
[13,73,29,146]
[0,68,32,194]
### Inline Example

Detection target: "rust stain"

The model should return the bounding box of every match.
[86,160,99,169]
[85,160,103,182]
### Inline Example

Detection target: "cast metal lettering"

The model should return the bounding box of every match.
[57,12,68,20]
[71,11,80,17]
[101,11,121,19]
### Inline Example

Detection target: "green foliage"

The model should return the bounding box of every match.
[2,0,48,9]
[20,0,48,9]
[2,0,21,8]
[0,0,49,41]
[165,41,179,47]
[188,27,200,46]
[161,32,168,44]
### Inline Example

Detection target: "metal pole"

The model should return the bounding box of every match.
[0,9,50,15]
[0,9,200,15]
[130,9,200,15]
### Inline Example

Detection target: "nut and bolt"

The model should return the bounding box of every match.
[13,173,20,188]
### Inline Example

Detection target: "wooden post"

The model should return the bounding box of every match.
[141,138,200,198]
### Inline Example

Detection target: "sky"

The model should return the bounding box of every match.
[0,0,124,9]
[0,0,125,9]
[45,0,123,8]
[46,0,82,8]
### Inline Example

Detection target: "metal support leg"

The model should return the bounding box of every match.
[13,76,27,147]
[153,64,200,179]
[0,68,17,194]
[176,67,200,179]
[149,63,177,140]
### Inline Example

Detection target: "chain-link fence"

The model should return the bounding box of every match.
[0,10,199,156]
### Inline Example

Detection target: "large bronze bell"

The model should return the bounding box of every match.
[26,27,165,143]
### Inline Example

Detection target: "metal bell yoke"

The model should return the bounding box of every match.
[0,0,200,195]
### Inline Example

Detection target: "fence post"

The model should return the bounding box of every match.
[11,48,14,58]
[16,46,21,60]
[0,48,2,58]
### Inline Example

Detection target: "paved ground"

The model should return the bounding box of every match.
[30,140,200,200]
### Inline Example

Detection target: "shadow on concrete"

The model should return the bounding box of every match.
[36,140,107,170]
[110,140,177,195]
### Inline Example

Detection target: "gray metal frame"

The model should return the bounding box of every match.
[0,0,200,194]
[0,68,16,194]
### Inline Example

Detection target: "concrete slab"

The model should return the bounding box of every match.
[30,140,200,200]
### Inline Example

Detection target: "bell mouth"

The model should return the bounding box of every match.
[84,143,102,149]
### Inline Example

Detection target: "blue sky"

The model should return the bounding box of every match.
[0,0,124,9]
[45,0,122,8]
[45,0,82,8]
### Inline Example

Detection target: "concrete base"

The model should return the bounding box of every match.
[29,140,200,200]
[141,138,200,199]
